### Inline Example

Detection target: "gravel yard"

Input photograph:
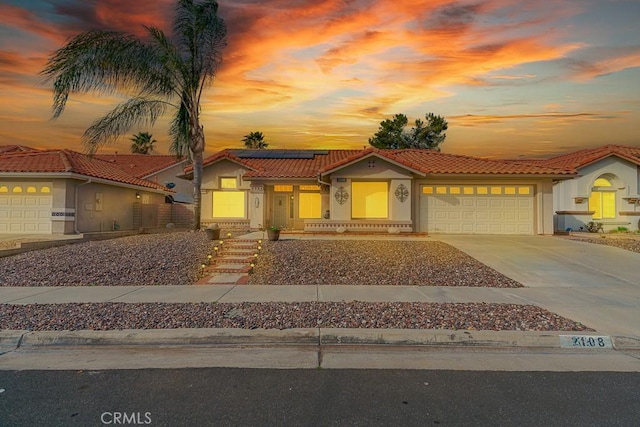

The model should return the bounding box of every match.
[563,233,640,254]
[249,240,522,287]
[0,232,210,286]
[0,302,592,331]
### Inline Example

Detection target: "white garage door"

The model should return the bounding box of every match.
[0,185,53,234]
[420,185,534,234]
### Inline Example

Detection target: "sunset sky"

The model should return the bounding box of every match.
[1,0,639,159]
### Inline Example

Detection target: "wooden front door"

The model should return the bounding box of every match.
[272,194,291,229]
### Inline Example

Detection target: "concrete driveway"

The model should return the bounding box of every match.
[434,235,640,336]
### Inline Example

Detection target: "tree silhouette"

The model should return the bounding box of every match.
[130,132,157,154]
[242,131,268,149]
[369,113,448,150]
[41,0,227,230]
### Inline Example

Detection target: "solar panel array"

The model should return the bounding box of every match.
[231,150,329,159]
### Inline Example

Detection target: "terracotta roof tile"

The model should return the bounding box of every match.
[385,150,576,175]
[535,144,640,169]
[0,150,168,191]
[198,148,576,178]
[0,145,40,154]
[94,154,185,178]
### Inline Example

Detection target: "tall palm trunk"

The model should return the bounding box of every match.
[190,117,205,230]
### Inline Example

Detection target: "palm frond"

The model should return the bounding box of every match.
[41,30,174,118]
[82,98,167,154]
[173,0,227,99]
[169,102,191,159]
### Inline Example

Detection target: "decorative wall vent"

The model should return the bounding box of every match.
[395,184,409,203]
[334,186,349,205]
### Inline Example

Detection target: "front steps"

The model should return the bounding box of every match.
[196,238,262,285]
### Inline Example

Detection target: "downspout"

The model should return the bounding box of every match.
[74,179,92,234]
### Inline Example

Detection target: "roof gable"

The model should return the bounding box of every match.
[541,145,640,170]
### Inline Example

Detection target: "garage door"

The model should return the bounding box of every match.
[420,185,534,234]
[0,184,53,234]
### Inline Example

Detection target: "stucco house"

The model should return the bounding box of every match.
[546,145,640,232]
[0,148,191,234]
[192,148,575,235]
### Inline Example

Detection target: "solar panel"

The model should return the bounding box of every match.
[232,150,328,159]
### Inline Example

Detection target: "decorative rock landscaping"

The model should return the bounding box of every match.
[249,240,522,287]
[0,301,593,331]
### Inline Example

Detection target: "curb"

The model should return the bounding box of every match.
[2,329,638,350]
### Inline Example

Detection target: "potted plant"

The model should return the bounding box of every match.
[205,223,221,240]
[267,225,280,241]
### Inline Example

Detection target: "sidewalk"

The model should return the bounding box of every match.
[1,233,639,365]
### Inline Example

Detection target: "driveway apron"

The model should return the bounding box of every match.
[433,235,640,336]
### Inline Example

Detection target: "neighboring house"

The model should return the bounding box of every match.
[543,145,640,232]
[189,148,575,235]
[0,149,183,234]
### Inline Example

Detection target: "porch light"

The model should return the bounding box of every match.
[135,192,141,199]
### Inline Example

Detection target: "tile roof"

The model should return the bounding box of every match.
[384,149,576,175]
[198,148,575,178]
[94,154,186,178]
[0,150,168,191]
[0,145,40,154]
[530,144,640,169]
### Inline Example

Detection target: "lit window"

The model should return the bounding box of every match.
[504,187,516,195]
[491,187,502,195]
[299,193,321,218]
[518,187,530,195]
[436,187,447,194]
[422,186,433,194]
[213,191,245,218]
[352,182,388,219]
[12,186,22,193]
[220,177,237,189]
[27,186,36,193]
[463,187,474,195]
[274,185,293,192]
[0,186,8,193]
[449,187,461,195]
[300,185,321,191]
[594,178,611,187]
[41,186,51,193]
[477,187,488,195]
[589,192,615,220]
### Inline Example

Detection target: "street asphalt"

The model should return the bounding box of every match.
[1,233,639,370]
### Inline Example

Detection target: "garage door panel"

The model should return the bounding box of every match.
[421,185,534,235]
[0,193,52,234]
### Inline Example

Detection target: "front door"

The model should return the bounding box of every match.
[273,194,291,229]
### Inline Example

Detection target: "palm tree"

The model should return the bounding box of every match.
[41,0,227,230]
[130,132,157,154]
[242,131,268,149]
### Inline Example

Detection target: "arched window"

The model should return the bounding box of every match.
[589,176,616,219]
[41,186,51,193]
[12,186,22,193]
[0,186,8,193]
[27,186,37,193]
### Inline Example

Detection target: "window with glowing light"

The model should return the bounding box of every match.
[590,177,615,219]
[352,182,388,219]
[213,191,245,218]
[299,193,321,218]
[220,177,237,189]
